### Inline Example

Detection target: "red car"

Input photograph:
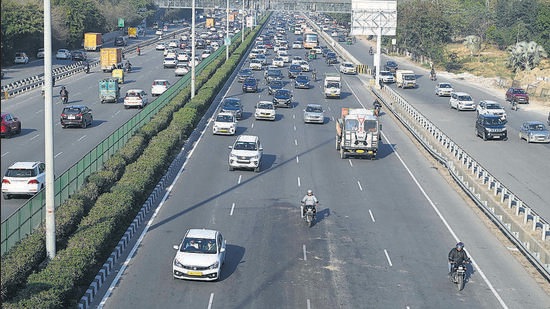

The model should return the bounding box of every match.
[1,113,22,137]
[505,87,529,104]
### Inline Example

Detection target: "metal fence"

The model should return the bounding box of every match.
[1,42,227,255]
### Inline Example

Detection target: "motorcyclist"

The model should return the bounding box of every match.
[301,189,319,218]
[312,69,317,81]
[125,60,132,72]
[59,86,69,104]
[373,99,382,116]
[84,61,90,73]
[137,45,141,56]
[448,242,469,276]
[430,67,436,81]
[369,46,373,55]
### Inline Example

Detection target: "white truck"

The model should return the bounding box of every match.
[324,73,341,98]
[335,108,381,159]
[396,70,417,89]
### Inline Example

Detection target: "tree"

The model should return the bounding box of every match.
[463,35,481,57]
[507,41,548,72]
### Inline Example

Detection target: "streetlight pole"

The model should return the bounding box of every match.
[191,0,196,98]
[241,0,245,43]
[226,0,230,61]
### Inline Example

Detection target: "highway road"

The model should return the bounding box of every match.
[0,24,203,220]
[96,18,550,308]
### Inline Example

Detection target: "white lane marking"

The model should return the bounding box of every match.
[357,181,363,191]
[307,299,311,309]
[207,293,214,309]
[230,203,235,216]
[293,124,296,131]
[369,209,375,223]
[112,110,121,117]
[383,132,509,309]
[251,122,254,128]
[384,249,393,267]
[294,139,298,146]
[296,155,299,164]
[348,159,353,167]
[297,177,301,187]
[238,175,242,184]
[331,116,335,122]
[1,152,9,157]
[30,134,40,141]
[303,244,307,261]
[293,114,296,119]
[54,152,63,158]
[327,106,331,112]
[77,135,87,142]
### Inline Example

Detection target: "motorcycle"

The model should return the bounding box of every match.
[369,47,373,55]
[125,63,132,73]
[84,64,90,74]
[511,100,518,111]
[302,204,316,227]
[430,71,437,81]
[61,95,68,104]
[449,260,469,291]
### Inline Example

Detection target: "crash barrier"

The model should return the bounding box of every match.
[0,37,226,255]
[372,85,550,281]
[356,64,368,74]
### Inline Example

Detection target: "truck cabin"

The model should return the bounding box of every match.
[403,74,416,81]
[344,118,378,132]
[327,81,340,88]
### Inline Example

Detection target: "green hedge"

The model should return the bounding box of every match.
[2,14,268,307]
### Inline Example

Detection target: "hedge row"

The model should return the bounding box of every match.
[2,15,267,308]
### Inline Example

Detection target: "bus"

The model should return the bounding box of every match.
[303,32,319,49]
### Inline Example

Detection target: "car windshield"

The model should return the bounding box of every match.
[439,84,452,88]
[234,141,257,151]
[126,92,141,98]
[270,81,283,87]
[6,168,37,177]
[345,119,359,131]
[290,65,301,71]
[223,99,240,108]
[459,95,472,101]
[216,114,234,122]
[297,76,308,82]
[306,106,322,113]
[63,108,82,114]
[484,118,505,125]
[275,90,290,98]
[528,124,546,131]
[486,103,500,109]
[268,70,281,76]
[513,88,526,94]
[258,102,274,109]
[180,238,217,254]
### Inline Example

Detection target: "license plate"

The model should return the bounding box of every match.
[356,150,365,153]
[68,115,75,119]
[220,129,228,132]
[187,271,202,276]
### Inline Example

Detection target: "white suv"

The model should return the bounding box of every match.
[228,135,263,172]
[477,100,506,120]
[2,162,46,199]
[449,92,475,111]
[151,79,170,96]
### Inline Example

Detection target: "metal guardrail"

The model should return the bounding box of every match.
[374,86,550,281]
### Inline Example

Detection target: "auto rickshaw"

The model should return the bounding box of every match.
[346,37,353,45]
[308,49,317,60]
[111,68,124,84]
[99,78,120,103]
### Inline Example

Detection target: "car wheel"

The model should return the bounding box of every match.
[229,165,234,171]
[254,165,260,173]
[483,131,488,141]
[61,124,66,129]
[81,121,87,129]
[3,193,11,200]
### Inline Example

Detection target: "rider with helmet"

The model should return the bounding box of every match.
[301,189,319,218]
[59,86,69,104]
[448,242,469,276]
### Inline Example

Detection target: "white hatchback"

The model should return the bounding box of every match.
[55,49,71,60]
[123,89,148,109]
[255,101,276,121]
[151,79,170,96]
[212,112,237,135]
[173,229,226,281]
[2,162,46,199]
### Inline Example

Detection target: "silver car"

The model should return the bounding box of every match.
[303,104,324,124]
[519,121,550,143]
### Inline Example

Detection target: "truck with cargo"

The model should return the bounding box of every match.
[324,73,341,99]
[335,108,381,159]
[84,33,103,51]
[128,27,138,39]
[396,69,417,89]
[100,48,123,72]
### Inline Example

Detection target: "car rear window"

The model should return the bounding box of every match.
[63,108,82,114]
[6,168,36,177]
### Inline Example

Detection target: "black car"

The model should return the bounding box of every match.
[294,75,310,89]
[475,114,507,141]
[384,60,399,73]
[242,77,258,93]
[268,80,284,95]
[220,97,243,119]
[273,89,292,108]
[237,69,253,82]
[60,105,93,128]
[288,64,302,79]
[114,36,127,46]
[71,50,87,61]
[326,52,338,64]
[265,68,283,83]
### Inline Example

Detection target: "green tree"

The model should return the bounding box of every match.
[507,41,548,72]
[464,35,482,57]
[1,0,43,61]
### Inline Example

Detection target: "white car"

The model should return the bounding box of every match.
[164,48,176,58]
[151,79,170,96]
[249,59,263,70]
[14,52,29,64]
[212,112,237,135]
[174,63,189,76]
[303,104,325,124]
[435,82,453,96]
[228,135,263,172]
[477,100,506,120]
[123,89,148,109]
[168,40,178,48]
[36,48,45,59]
[291,56,303,65]
[249,49,259,59]
[172,229,226,281]
[312,47,322,55]
[255,101,276,121]
[201,50,212,59]
[2,161,46,199]
[278,51,290,63]
[163,57,178,68]
[292,41,302,49]
[155,29,163,36]
[449,92,476,111]
[272,57,285,67]
[177,52,189,62]
[55,49,71,60]
[298,60,310,72]
[155,42,166,50]
[339,62,356,74]
[379,70,395,83]
[255,45,267,54]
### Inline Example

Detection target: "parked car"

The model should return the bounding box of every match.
[1,113,22,138]
[55,49,71,60]
[384,60,398,73]
[273,89,293,108]
[294,75,310,89]
[36,48,45,59]
[476,100,506,120]
[505,87,529,104]
[123,89,148,109]
[220,97,243,120]
[303,104,324,124]
[518,121,550,143]
[60,105,93,128]
[151,79,170,96]
[449,92,475,111]
[172,229,226,281]
[212,112,237,135]
[475,114,507,141]
[255,101,276,120]
[228,135,263,172]
[71,50,87,61]
[242,77,258,93]
[14,52,29,64]
[2,161,46,199]
[434,82,453,97]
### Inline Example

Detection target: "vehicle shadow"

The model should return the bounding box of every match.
[235,126,248,135]
[314,207,330,226]
[259,154,276,171]
[218,244,245,281]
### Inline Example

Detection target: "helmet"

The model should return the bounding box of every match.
[307,189,313,195]
[61,86,66,90]
[456,242,464,249]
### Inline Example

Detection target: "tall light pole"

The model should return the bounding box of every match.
[226,0,230,61]
[44,0,56,258]
[241,0,245,42]
[191,0,196,98]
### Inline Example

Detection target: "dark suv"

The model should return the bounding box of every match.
[384,60,398,73]
[242,77,258,93]
[475,114,507,141]
[505,87,529,104]
[60,105,93,128]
